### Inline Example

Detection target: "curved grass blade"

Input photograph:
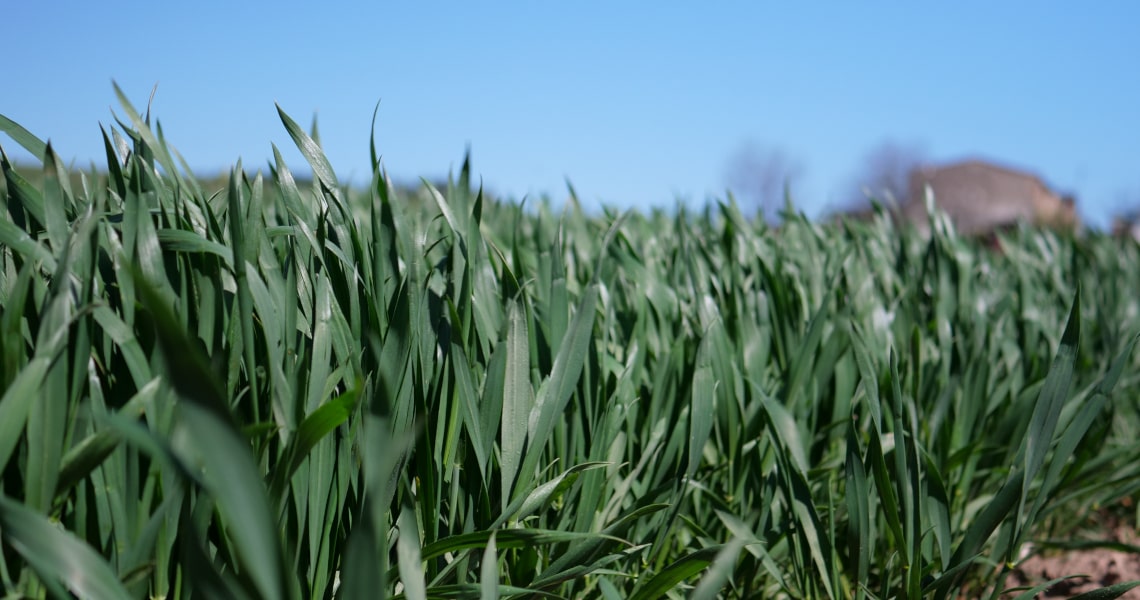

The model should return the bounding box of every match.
[450,340,491,479]
[418,529,628,567]
[0,259,34,390]
[171,402,288,600]
[421,583,560,598]
[481,531,499,600]
[1,150,47,229]
[534,503,669,586]
[130,265,229,421]
[54,378,157,498]
[0,351,58,473]
[276,104,339,191]
[937,470,1024,596]
[269,387,359,500]
[156,229,233,264]
[922,449,953,572]
[515,285,597,501]
[628,546,721,600]
[514,461,609,523]
[1008,575,1094,600]
[0,113,48,159]
[0,211,57,271]
[1028,330,1138,521]
[0,494,132,600]
[845,424,870,598]
[1018,290,1080,539]
[111,81,179,179]
[227,166,262,422]
[396,504,427,600]
[1069,581,1140,600]
[6,288,72,511]
[690,537,747,600]
[40,143,70,253]
[178,498,254,600]
[369,99,382,171]
[132,267,289,599]
[500,297,532,510]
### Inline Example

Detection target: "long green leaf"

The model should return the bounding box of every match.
[500,297,532,509]
[0,494,133,600]
[396,504,426,600]
[481,531,499,600]
[0,113,48,159]
[276,105,339,191]
[515,285,597,500]
[629,546,721,600]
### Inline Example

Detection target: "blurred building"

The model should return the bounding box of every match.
[1111,213,1140,242]
[901,159,1079,236]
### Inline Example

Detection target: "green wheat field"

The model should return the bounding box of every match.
[2,88,1140,599]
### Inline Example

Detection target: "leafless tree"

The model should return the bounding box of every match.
[724,141,804,222]
[1111,187,1140,238]
[848,139,927,209]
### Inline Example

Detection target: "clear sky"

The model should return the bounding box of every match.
[3,2,1137,228]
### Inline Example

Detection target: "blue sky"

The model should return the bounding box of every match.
[3,2,1137,228]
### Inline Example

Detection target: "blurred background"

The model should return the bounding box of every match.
[2,1,1137,229]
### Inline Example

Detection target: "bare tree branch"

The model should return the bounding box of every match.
[724,141,804,222]
[848,139,927,209]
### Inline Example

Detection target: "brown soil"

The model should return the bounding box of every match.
[1003,509,1140,598]
[1008,547,1140,597]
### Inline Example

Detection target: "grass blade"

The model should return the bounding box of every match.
[0,113,48,159]
[0,494,132,599]
[500,297,532,510]
[515,285,597,500]
[690,537,747,600]
[276,104,339,191]
[396,504,427,600]
[481,531,499,600]
[1069,581,1140,600]
[629,546,721,600]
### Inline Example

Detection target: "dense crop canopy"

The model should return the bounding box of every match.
[1,91,1139,599]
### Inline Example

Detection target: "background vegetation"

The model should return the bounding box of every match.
[1,90,1139,599]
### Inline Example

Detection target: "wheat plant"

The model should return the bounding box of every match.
[1,88,1139,599]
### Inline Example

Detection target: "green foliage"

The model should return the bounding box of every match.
[1,93,1139,599]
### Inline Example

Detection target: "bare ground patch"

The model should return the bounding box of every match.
[1005,508,1140,598]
